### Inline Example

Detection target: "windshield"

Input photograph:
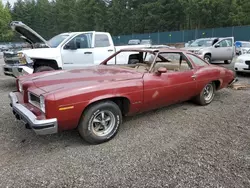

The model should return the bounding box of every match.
[190,39,213,47]
[242,42,250,47]
[48,34,69,48]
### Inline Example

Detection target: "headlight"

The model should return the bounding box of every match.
[194,49,203,55]
[40,95,46,113]
[236,59,244,64]
[17,52,27,65]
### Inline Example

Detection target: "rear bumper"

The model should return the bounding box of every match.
[9,92,58,135]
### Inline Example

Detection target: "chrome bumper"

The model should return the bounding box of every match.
[228,77,238,87]
[3,64,34,78]
[9,92,58,135]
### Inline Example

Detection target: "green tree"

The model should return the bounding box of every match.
[0,0,13,41]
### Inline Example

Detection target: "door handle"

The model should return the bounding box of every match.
[191,75,197,79]
[108,49,114,52]
[84,52,92,54]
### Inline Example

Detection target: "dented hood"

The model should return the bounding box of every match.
[21,65,143,93]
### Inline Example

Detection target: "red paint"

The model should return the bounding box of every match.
[15,49,235,132]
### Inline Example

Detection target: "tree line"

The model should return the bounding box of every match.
[1,0,250,41]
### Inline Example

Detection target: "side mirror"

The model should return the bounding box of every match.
[64,42,77,50]
[214,44,220,48]
[155,67,167,75]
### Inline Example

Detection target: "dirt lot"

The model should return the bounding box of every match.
[0,58,250,188]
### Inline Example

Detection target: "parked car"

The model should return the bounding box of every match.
[140,39,152,45]
[234,54,250,73]
[183,37,235,64]
[128,39,141,45]
[235,41,250,55]
[4,21,151,78]
[9,48,236,144]
[184,40,194,47]
[0,44,9,52]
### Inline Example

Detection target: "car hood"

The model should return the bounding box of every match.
[236,53,250,60]
[10,21,50,47]
[19,48,60,60]
[22,65,143,93]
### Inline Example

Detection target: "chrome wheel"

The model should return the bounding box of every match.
[91,110,116,137]
[204,57,210,63]
[203,83,214,102]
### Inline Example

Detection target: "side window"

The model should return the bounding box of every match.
[106,51,140,65]
[218,39,232,47]
[67,33,92,49]
[187,54,209,66]
[153,53,192,72]
[95,34,110,47]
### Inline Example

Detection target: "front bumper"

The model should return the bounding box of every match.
[9,92,58,135]
[234,62,250,73]
[3,64,34,78]
[228,77,238,87]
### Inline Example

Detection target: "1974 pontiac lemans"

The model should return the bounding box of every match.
[9,48,236,144]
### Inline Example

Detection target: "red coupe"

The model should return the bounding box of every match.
[9,48,236,144]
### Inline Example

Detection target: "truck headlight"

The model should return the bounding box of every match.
[17,52,27,65]
[40,95,46,113]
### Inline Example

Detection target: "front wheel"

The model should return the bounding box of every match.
[204,54,212,64]
[193,82,215,106]
[78,101,122,144]
[34,66,55,73]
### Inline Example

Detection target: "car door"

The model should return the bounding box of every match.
[93,33,116,65]
[212,37,234,60]
[142,52,197,111]
[61,33,94,69]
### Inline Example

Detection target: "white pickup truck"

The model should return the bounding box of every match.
[3,21,151,77]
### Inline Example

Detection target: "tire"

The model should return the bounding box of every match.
[204,54,211,64]
[193,82,215,106]
[224,60,231,64]
[78,101,122,144]
[34,66,55,73]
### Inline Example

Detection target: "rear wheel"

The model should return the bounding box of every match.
[34,66,55,73]
[78,101,122,144]
[194,82,215,106]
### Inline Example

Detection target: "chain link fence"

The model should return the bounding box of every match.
[113,25,250,45]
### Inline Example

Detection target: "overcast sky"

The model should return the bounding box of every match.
[2,0,17,6]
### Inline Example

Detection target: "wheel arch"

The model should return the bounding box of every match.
[212,80,221,90]
[84,96,131,116]
[33,59,59,70]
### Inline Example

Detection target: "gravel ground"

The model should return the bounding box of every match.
[0,58,250,188]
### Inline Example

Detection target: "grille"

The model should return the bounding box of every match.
[245,61,250,66]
